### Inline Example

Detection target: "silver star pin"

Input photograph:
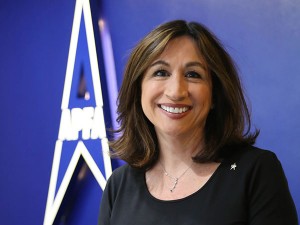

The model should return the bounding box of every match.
[230,163,237,170]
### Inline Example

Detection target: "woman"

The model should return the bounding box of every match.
[98,20,298,225]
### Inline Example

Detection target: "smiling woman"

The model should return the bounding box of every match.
[98,20,298,225]
[108,20,258,168]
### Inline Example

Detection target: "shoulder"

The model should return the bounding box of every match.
[99,164,144,224]
[109,163,143,179]
[106,164,130,186]
[223,145,298,224]
[109,163,130,179]
[105,164,144,191]
[225,145,279,169]
[221,145,286,191]
[229,147,298,224]
[224,146,289,200]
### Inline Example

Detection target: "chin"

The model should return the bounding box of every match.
[156,127,187,137]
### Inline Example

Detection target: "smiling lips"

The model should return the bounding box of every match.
[159,104,190,114]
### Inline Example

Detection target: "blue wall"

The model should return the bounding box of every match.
[0,0,299,224]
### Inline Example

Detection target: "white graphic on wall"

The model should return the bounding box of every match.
[43,0,112,224]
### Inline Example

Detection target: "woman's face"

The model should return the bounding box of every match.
[141,36,213,138]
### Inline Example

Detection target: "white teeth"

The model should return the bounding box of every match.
[160,105,189,114]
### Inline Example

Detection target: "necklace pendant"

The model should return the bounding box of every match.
[169,178,179,192]
[170,185,175,192]
[160,161,193,193]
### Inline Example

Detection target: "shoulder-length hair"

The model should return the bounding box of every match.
[110,20,259,169]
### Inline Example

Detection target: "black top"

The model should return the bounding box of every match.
[98,146,298,225]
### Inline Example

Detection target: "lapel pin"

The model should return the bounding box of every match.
[230,163,237,171]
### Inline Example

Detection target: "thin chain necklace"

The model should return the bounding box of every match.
[159,162,193,193]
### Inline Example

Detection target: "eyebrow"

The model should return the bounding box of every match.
[186,62,206,70]
[149,60,206,70]
[149,60,169,67]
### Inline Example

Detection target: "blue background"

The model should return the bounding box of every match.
[0,0,299,224]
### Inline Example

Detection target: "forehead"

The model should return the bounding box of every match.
[153,35,205,64]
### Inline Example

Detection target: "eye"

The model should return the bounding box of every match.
[185,71,202,79]
[153,69,170,77]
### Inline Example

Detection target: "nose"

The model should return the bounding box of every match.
[165,73,188,101]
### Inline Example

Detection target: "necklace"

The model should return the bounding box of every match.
[159,162,192,193]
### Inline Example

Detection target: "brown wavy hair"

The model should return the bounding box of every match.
[109,20,259,169]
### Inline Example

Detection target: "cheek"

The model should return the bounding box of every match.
[141,82,152,114]
[195,88,213,110]
[141,93,147,113]
[141,80,161,105]
[141,91,155,126]
[193,85,212,99]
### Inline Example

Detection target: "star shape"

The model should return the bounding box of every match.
[230,163,237,170]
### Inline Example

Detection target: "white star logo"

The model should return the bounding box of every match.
[43,0,117,224]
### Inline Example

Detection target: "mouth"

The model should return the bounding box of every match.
[159,104,190,114]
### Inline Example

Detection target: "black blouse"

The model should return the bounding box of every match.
[98,146,298,225]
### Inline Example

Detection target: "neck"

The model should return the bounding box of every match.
[156,132,204,173]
